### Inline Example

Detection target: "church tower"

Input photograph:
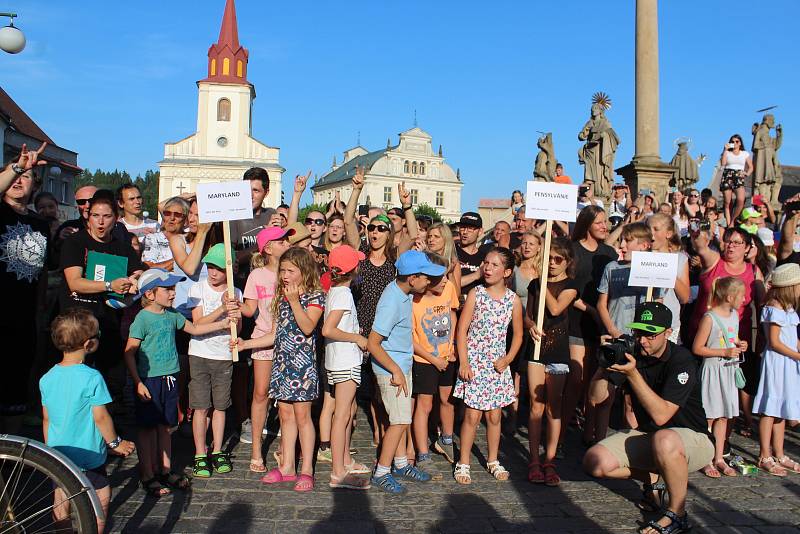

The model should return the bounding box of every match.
[158,0,283,206]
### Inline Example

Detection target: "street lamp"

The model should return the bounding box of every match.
[0,13,25,54]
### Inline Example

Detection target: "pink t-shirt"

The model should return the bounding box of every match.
[244,267,278,359]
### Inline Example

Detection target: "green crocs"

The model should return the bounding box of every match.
[210,451,232,474]
[192,455,212,478]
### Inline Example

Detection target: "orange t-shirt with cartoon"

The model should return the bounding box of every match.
[412,280,460,364]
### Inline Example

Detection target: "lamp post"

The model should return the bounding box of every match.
[0,12,25,54]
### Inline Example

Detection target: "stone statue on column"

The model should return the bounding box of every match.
[668,140,700,191]
[533,132,556,182]
[751,113,783,204]
[578,92,620,198]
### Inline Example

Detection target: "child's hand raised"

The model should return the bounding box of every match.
[109,439,136,457]
[136,382,152,402]
[284,283,301,303]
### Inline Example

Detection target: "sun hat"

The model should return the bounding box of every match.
[770,263,800,288]
[328,245,365,275]
[202,243,233,269]
[626,302,672,335]
[256,226,290,252]
[395,250,447,277]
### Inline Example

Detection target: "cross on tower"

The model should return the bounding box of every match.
[176,181,187,194]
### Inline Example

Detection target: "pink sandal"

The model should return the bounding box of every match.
[294,473,315,492]
[261,468,297,484]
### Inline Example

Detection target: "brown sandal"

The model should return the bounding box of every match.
[528,462,544,484]
[777,456,800,474]
[701,463,721,478]
[542,462,560,486]
[759,456,787,476]
[714,460,737,477]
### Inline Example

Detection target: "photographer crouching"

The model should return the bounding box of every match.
[583,302,712,534]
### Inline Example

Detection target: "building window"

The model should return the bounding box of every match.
[223,57,230,76]
[419,162,425,175]
[210,58,217,76]
[436,191,444,207]
[412,161,418,174]
[217,98,231,121]
[410,189,418,205]
[236,60,243,77]
[61,181,68,203]
[404,160,410,174]
[383,186,392,203]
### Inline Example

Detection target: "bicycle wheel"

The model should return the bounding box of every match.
[0,438,97,534]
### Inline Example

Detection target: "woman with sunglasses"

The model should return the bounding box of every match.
[343,166,405,446]
[683,189,702,219]
[720,134,753,226]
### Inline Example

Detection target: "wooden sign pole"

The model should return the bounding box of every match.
[532,219,553,361]
[645,286,653,302]
[222,221,240,362]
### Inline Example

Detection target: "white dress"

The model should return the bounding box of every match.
[752,306,800,419]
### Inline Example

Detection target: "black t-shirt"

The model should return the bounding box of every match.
[0,202,50,322]
[527,277,579,364]
[229,208,276,287]
[625,342,710,437]
[52,218,133,269]
[777,251,800,267]
[59,228,144,321]
[456,242,493,295]
[569,240,617,337]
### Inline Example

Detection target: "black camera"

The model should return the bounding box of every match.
[597,334,637,368]
[784,201,800,214]
[578,185,590,196]
[689,219,711,233]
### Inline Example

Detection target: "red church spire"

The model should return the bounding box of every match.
[203,0,249,85]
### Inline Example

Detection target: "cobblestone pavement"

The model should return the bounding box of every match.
[103,407,800,534]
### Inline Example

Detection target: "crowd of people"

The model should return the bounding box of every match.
[2,138,800,534]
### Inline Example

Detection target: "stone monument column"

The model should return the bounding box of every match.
[616,0,676,203]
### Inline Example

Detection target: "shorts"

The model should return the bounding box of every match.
[134,375,179,428]
[569,336,585,347]
[250,329,274,361]
[529,361,570,375]
[189,356,233,410]
[84,465,109,490]
[327,366,361,386]
[412,360,457,396]
[375,371,413,425]
[597,428,714,473]
[720,168,745,192]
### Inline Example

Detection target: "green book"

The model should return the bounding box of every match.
[85,251,128,298]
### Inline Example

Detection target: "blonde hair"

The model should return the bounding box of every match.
[647,213,682,252]
[711,276,745,307]
[271,247,321,317]
[517,230,543,275]
[51,308,99,352]
[767,284,799,312]
[426,222,454,270]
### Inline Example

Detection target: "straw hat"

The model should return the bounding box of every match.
[770,263,800,288]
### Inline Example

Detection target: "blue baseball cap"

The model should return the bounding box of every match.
[137,268,186,298]
[395,250,446,277]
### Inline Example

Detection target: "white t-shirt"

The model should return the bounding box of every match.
[324,285,362,371]
[724,150,749,171]
[187,280,243,360]
[122,217,160,240]
[141,231,172,264]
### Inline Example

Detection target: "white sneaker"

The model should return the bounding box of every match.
[239,419,253,444]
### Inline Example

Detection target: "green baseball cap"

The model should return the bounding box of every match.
[626,302,672,334]
[202,243,233,269]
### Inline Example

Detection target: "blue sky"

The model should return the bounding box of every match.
[2,0,798,211]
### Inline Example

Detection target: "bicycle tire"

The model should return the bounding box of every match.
[0,438,97,534]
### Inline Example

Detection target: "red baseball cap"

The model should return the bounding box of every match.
[752,194,766,207]
[328,245,365,274]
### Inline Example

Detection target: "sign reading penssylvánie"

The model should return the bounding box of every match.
[525,181,579,222]
[196,181,253,223]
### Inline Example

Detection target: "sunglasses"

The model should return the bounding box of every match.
[549,255,565,265]
[367,224,390,233]
[162,210,184,219]
[305,218,326,226]
[689,194,699,198]
[76,198,92,206]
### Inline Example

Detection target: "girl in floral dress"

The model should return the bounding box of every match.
[261,248,325,492]
[453,247,523,484]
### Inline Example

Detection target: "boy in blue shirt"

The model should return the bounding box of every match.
[41,308,135,533]
[124,268,235,497]
[367,250,445,494]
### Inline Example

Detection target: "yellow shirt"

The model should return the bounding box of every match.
[412,281,460,363]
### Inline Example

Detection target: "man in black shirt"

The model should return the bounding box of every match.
[583,302,712,534]
[229,167,276,288]
[455,212,493,297]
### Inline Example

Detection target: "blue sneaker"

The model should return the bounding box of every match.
[392,463,432,482]
[371,472,406,494]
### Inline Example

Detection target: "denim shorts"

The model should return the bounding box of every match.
[529,361,571,375]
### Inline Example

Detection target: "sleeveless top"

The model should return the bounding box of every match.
[689,260,755,344]
[724,150,749,171]
[173,235,208,319]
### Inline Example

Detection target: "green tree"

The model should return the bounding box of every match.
[413,203,443,223]
[75,168,160,216]
[298,203,329,223]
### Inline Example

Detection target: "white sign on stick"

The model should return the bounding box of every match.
[525,181,579,222]
[629,251,679,289]
[196,181,253,223]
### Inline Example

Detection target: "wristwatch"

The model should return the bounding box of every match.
[107,436,122,449]
[10,163,24,175]
[402,205,413,212]
[104,281,112,292]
